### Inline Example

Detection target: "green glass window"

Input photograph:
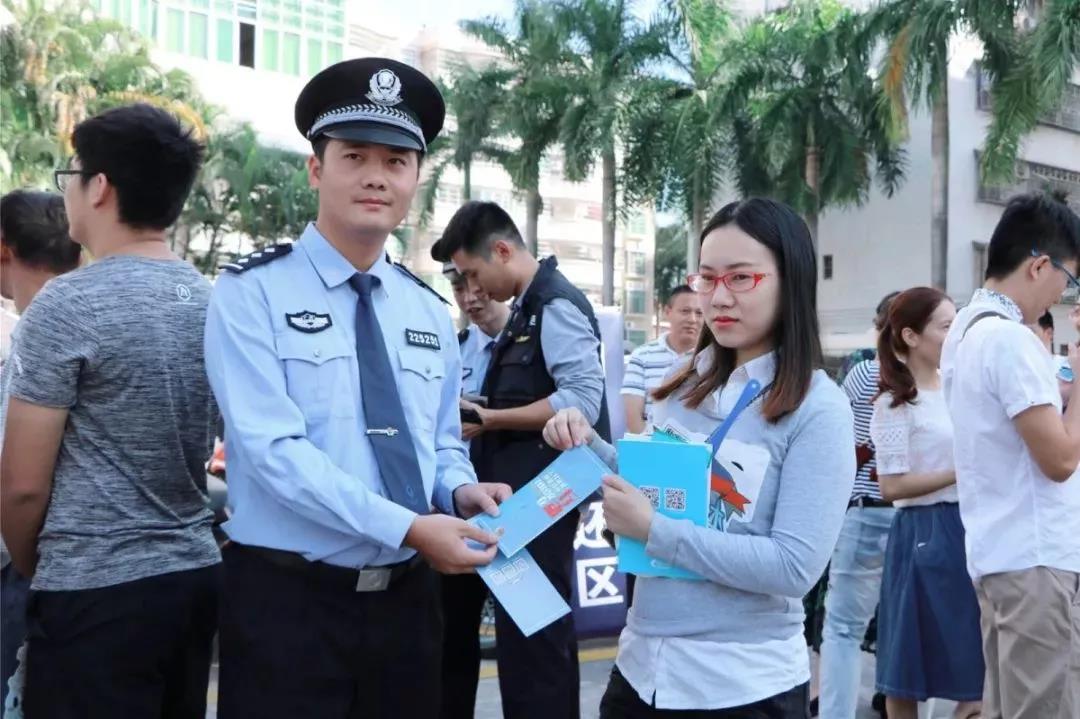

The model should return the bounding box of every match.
[165,8,184,53]
[307,38,323,76]
[138,0,151,36]
[189,13,208,58]
[327,41,342,64]
[262,29,279,71]
[216,18,233,62]
[191,0,209,8]
[627,290,646,315]
[282,32,300,76]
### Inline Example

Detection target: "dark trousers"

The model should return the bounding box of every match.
[600,667,810,719]
[23,564,220,719]
[439,573,489,719]
[1,564,31,715]
[494,512,580,719]
[218,543,443,719]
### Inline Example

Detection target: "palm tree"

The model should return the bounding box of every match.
[417,63,511,228]
[0,0,211,190]
[556,0,671,305]
[463,0,573,256]
[982,0,1080,184]
[724,0,905,251]
[623,0,734,274]
[870,0,1021,290]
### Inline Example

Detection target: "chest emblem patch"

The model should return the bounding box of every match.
[285,311,332,333]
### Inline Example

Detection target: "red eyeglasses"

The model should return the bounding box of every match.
[687,271,769,294]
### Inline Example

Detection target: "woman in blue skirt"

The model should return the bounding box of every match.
[870,287,983,719]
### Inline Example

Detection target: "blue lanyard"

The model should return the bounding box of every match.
[705,379,770,454]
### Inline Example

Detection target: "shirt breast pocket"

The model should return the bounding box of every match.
[397,347,446,433]
[276,331,355,420]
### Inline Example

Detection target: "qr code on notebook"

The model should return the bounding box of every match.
[640,486,660,509]
[664,488,687,512]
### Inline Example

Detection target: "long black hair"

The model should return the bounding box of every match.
[654,197,822,422]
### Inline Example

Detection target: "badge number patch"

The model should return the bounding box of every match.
[406,329,441,350]
[286,311,333,333]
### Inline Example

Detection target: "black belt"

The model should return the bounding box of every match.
[848,496,893,509]
[234,543,424,592]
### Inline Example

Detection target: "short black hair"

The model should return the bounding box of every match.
[666,285,694,304]
[431,201,524,261]
[985,193,1080,280]
[1038,310,1054,331]
[874,290,901,331]
[0,190,80,273]
[71,103,205,231]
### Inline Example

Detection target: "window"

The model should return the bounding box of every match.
[262,30,279,71]
[327,42,343,64]
[627,289,646,316]
[823,254,834,280]
[217,19,234,62]
[191,0,209,7]
[239,22,255,68]
[165,8,184,53]
[110,0,121,20]
[627,329,647,347]
[628,251,646,276]
[237,0,256,19]
[139,0,152,36]
[189,13,208,58]
[628,211,646,236]
[282,32,300,75]
[119,0,133,27]
[307,38,323,75]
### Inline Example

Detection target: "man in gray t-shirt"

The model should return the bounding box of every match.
[0,104,219,719]
[7,257,219,590]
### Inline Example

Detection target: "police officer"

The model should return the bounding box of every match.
[432,200,610,719]
[204,59,510,718]
[438,260,510,719]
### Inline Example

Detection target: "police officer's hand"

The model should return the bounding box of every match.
[542,408,595,450]
[453,482,513,519]
[600,474,655,542]
[460,399,487,440]
[404,515,500,573]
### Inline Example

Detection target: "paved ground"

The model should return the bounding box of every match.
[207,643,960,718]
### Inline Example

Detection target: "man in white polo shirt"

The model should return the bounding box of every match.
[621,285,701,434]
[942,193,1080,719]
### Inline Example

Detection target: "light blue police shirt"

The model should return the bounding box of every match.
[459,323,497,398]
[204,223,475,568]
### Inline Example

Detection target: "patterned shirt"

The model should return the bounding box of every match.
[621,333,692,429]
[841,359,883,501]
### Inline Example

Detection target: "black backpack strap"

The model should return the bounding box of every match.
[961,310,1009,341]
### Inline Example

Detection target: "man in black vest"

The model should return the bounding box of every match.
[432,201,610,719]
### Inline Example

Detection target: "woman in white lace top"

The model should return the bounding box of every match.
[869,287,983,719]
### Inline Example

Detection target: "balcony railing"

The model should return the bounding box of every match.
[977,69,1080,133]
[976,155,1080,214]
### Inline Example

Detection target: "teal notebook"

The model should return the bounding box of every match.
[615,437,711,580]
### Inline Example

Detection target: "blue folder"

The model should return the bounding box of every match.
[614,437,711,580]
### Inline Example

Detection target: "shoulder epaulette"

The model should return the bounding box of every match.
[393,261,449,305]
[221,243,293,273]
[457,327,470,345]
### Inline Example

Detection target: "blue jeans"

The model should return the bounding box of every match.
[818,506,895,719]
[1,563,30,716]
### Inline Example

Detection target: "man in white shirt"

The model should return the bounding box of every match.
[621,285,701,434]
[942,193,1080,719]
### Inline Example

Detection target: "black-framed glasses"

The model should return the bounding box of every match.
[53,169,92,193]
[1031,248,1080,290]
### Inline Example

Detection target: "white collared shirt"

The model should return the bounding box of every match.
[942,289,1080,578]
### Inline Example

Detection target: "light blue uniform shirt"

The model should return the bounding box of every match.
[204,224,475,568]
[459,323,496,398]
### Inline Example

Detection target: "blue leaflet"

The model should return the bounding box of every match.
[472,445,610,559]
